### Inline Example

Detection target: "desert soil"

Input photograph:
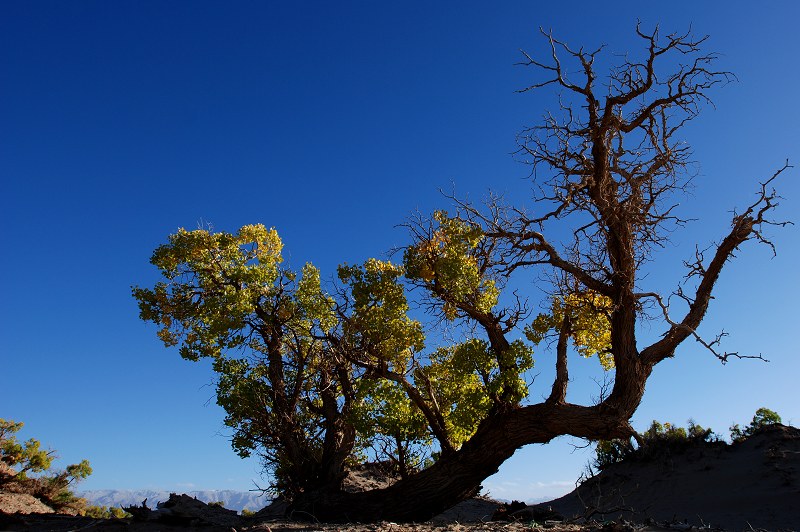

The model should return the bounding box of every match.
[2,424,798,531]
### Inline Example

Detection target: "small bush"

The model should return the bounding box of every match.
[84,505,131,519]
[593,408,782,471]
[730,407,782,442]
[594,438,635,470]
[0,418,92,514]
[594,419,716,470]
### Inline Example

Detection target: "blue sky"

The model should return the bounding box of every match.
[1,1,798,502]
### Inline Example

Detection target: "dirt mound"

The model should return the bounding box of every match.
[5,428,798,530]
[532,423,800,530]
[429,495,502,522]
[343,461,401,493]
[0,491,55,514]
[0,491,586,531]
[122,493,241,526]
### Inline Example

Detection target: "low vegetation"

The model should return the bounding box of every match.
[83,505,131,519]
[593,407,783,470]
[0,418,92,513]
[729,407,782,443]
[0,418,128,518]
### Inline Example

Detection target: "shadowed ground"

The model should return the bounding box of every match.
[1,425,798,531]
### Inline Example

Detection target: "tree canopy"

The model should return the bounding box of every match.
[133,25,789,522]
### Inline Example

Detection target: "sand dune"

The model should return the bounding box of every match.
[2,424,798,530]
[532,423,799,530]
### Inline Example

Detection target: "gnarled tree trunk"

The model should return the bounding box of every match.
[290,396,645,522]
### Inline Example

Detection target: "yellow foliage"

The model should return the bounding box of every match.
[526,290,614,370]
[403,211,497,319]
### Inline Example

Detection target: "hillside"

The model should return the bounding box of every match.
[532,423,800,530]
[3,425,799,530]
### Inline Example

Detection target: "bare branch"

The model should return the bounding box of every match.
[637,291,767,364]
[641,162,791,364]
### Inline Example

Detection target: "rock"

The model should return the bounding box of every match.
[125,493,242,527]
[157,493,241,526]
[0,462,16,479]
[491,500,527,521]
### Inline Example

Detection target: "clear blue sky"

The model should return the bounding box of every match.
[2,1,798,502]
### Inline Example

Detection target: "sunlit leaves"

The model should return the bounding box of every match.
[351,379,429,445]
[132,225,340,471]
[65,460,92,481]
[338,259,424,369]
[404,211,499,320]
[418,341,493,446]
[0,419,54,476]
[134,223,554,487]
[730,407,782,442]
[415,338,533,447]
[132,225,335,361]
[526,290,614,369]
[0,418,92,512]
[297,264,337,333]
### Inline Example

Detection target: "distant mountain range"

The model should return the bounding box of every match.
[78,489,271,512]
[79,489,547,514]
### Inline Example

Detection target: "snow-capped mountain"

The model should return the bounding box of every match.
[79,489,271,512]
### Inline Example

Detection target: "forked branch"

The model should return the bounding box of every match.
[641,162,792,365]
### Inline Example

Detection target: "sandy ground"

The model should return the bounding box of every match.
[0,513,673,532]
[0,491,54,515]
[531,424,799,531]
[2,425,798,531]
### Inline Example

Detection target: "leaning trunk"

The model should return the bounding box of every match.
[289,400,641,522]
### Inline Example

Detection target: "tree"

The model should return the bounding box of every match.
[730,407,782,442]
[0,419,93,513]
[594,418,716,470]
[0,419,55,478]
[133,26,789,522]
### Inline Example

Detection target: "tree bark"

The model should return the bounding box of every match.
[288,400,639,522]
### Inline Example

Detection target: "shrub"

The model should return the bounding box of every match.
[594,438,635,470]
[84,505,131,519]
[730,407,782,442]
[0,419,54,478]
[594,419,716,470]
[0,418,92,514]
[594,408,782,471]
